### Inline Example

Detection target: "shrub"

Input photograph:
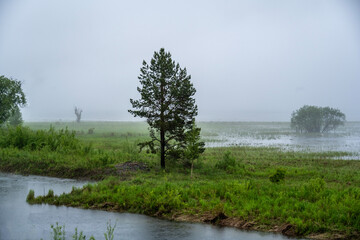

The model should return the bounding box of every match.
[269,168,286,183]
[46,189,54,198]
[88,128,95,134]
[26,189,35,202]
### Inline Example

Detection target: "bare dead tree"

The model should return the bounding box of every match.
[74,107,82,123]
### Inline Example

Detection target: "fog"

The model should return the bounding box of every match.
[0,0,359,122]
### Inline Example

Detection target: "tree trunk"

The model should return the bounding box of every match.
[160,76,165,169]
[160,128,165,169]
[191,161,193,179]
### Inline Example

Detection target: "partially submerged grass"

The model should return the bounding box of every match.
[43,221,115,240]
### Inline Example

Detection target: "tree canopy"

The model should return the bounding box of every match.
[0,75,26,125]
[291,105,345,133]
[129,48,202,168]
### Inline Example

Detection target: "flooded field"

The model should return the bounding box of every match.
[24,121,360,158]
[199,122,360,157]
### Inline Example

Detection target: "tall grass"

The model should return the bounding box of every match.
[0,125,81,153]
[0,125,157,179]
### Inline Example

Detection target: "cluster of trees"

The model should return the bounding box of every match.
[0,75,26,126]
[291,105,346,133]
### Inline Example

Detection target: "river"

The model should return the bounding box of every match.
[0,173,301,240]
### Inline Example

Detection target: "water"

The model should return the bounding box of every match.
[0,173,298,240]
[200,122,360,157]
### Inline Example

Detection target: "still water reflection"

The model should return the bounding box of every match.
[0,173,299,240]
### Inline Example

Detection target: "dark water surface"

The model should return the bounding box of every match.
[0,173,299,240]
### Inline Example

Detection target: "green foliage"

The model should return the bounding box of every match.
[0,125,81,153]
[299,178,326,202]
[215,151,236,170]
[269,168,286,183]
[43,223,112,240]
[129,48,199,169]
[27,189,35,202]
[291,105,346,133]
[183,122,205,165]
[7,106,23,126]
[0,75,26,125]
[51,222,66,240]
[72,228,86,240]
[47,189,55,198]
[104,221,116,240]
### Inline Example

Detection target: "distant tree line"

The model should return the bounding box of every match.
[291,105,345,133]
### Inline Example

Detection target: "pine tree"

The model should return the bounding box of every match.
[184,121,205,178]
[129,48,199,169]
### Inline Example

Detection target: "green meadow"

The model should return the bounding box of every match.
[1,122,359,239]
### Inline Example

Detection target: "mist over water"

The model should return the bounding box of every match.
[200,122,360,157]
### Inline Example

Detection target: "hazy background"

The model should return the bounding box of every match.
[0,0,359,122]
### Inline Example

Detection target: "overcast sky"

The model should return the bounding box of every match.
[0,0,359,121]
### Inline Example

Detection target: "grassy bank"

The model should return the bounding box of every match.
[28,170,360,239]
[1,122,360,239]
[0,124,156,179]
